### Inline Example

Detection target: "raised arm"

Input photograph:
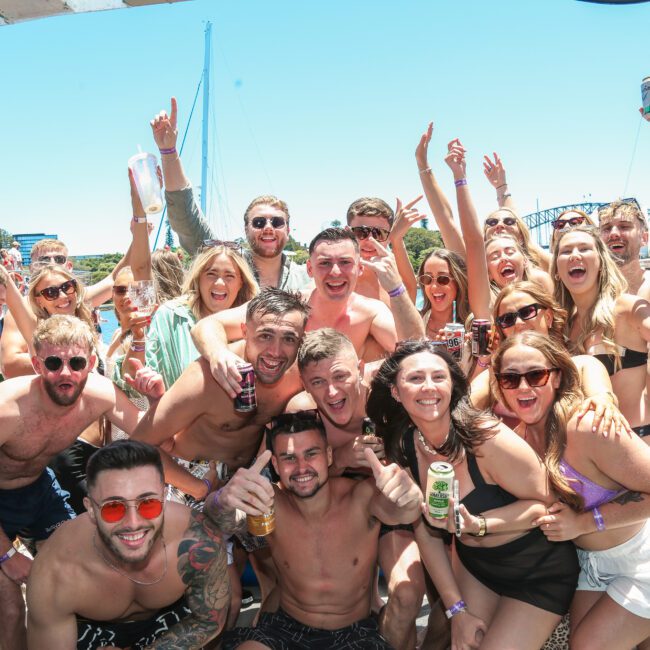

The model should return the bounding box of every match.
[128,169,153,281]
[0,266,37,349]
[415,122,465,255]
[483,152,516,212]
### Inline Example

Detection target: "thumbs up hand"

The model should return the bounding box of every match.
[216,450,274,516]
[364,448,422,510]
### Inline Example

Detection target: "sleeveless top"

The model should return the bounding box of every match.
[559,459,625,511]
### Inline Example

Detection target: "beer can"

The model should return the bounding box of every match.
[247,508,276,536]
[426,461,454,519]
[471,319,491,357]
[362,417,376,436]
[642,76,650,116]
[234,363,257,413]
[444,323,465,360]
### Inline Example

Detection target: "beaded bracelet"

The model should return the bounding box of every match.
[454,179,468,187]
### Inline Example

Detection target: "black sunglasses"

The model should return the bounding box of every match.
[37,279,78,301]
[200,239,243,254]
[113,285,128,296]
[41,355,88,372]
[485,216,517,228]
[495,303,543,329]
[551,216,586,231]
[250,216,287,229]
[418,273,453,287]
[496,368,557,390]
[37,254,67,265]
[349,225,390,243]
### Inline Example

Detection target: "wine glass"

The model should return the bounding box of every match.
[126,280,156,335]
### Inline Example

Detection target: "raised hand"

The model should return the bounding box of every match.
[364,448,422,509]
[216,450,274,516]
[389,195,425,242]
[482,152,507,189]
[416,122,434,170]
[150,97,178,150]
[360,237,402,292]
[444,139,467,180]
[124,358,165,400]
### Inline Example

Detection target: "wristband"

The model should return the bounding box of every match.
[445,599,467,619]
[132,216,147,224]
[388,284,406,298]
[496,183,508,190]
[211,487,225,511]
[593,507,606,532]
[476,357,490,368]
[501,193,512,200]
[159,147,177,155]
[130,342,146,353]
[202,478,212,496]
[0,546,16,565]
[419,167,432,175]
[454,178,468,187]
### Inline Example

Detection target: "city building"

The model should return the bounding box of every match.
[13,232,58,267]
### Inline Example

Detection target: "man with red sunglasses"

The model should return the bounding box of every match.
[27,440,230,649]
[0,315,165,650]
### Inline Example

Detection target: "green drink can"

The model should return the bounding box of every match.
[426,461,454,519]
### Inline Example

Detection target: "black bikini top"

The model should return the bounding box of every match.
[594,347,648,377]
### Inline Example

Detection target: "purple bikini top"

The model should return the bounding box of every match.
[559,459,625,511]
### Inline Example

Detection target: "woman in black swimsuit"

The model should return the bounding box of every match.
[367,340,579,650]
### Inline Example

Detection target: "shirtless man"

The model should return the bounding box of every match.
[598,200,650,300]
[286,329,425,648]
[27,440,230,649]
[0,315,163,650]
[129,288,310,500]
[206,411,423,649]
[191,227,424,396]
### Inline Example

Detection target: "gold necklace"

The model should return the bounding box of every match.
[93,531,168,586]
[417,429,440,456]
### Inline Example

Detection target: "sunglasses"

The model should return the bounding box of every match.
[200,239,243,254]
[349,225,391,243]
[418,273,453,287]
[250,216,287,229]
[37,279,78,301]
[89,496,164,523]
[113,285,128,296]
[37,254,67,265]
[485,216,517,228]
[495,303,543,329]
[496,368,558,390]
[41,355,88,372]
[551,216,586,231]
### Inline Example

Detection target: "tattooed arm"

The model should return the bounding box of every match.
[148,511,230,649]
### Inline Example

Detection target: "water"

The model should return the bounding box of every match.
[99,307,119,345]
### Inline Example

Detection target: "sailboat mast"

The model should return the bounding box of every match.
[201,21,212,215]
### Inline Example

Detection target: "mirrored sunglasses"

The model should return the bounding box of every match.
[495,303,543,329]
[496,368,557,390]
[349,225,390,243]
[37,279,78,301]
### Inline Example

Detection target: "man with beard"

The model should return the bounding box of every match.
[27,440,230,649]
[286,329,425,649]
[598,199,650,299]
[206,411,423,650]
[150,97,311,291]
[0,315,164,650]
[129,288,310,500]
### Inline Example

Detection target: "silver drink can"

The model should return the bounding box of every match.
[426,461,455,519]
[444,323,465,360]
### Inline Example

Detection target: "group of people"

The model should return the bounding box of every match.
[1,98,650,650]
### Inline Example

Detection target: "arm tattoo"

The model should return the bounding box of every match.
[613,491,644,506]
[203,489,247,536]
[149,511,230,649]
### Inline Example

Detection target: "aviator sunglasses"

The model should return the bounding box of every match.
[250,216,287,229]
[418,273,453,287]
[89,496,164,523]
[41,355,88,372]
[349,225,390,243]
[37,279,78,301]
[496,368,558,390]
[495,303,543,329]
[551,216,586,231]
[485,216,517,228]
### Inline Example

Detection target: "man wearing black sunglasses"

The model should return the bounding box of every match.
[27,440,230,650]
[598,200,650,300]
[0,316,166,650]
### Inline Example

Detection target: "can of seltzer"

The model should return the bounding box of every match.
[471,319,491,357]
[426,462,455,519]
[247,508,276,536]
[445,323,465,360]
[234,363,257,413]
[642,77,650,117]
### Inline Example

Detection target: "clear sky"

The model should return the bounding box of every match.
[1,0,649,255]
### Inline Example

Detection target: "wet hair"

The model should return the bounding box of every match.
[243,195,290,225]
[417,249,470,324]
[491,331,584,510]
[266,410,327,454]
[151,249,185,304]
[366,340,499,465]
[493,281,567,341]
[551,225,627,359]
[483,207,545,269]
[246,287,310,328]
[182,246,258,320]
[86,440,164,491]
[346,197,395,228]
[297,328,356,372]
[308,227,360,255]
[32,314,95,355]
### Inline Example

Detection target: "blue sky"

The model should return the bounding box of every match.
[1,0,649,254]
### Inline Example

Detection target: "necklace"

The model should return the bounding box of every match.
[417,429,440,456]
[93,531,168,586]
